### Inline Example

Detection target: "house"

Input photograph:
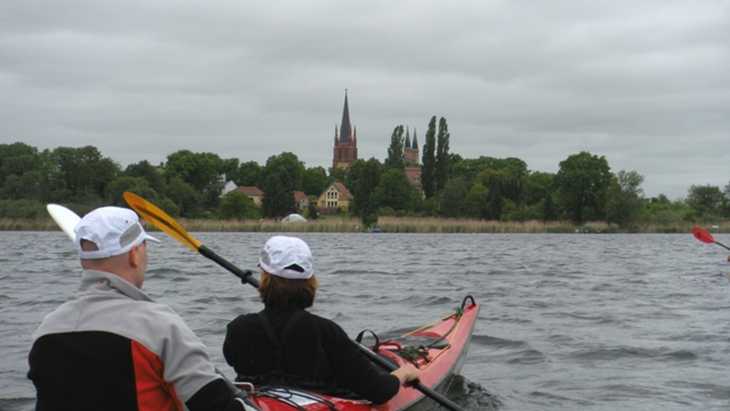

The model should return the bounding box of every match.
[294,191,309,210]
[236,186,264,206]
[316,182,352,213]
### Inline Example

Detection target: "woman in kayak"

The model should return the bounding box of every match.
[223,235,420,404]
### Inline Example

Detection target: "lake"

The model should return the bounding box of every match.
[2,231,729,410]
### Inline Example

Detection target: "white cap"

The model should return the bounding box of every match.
[258,236,313,279]
[74,206,160,259]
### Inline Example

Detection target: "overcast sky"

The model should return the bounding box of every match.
[1,1,728,199]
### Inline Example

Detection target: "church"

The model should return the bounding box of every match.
[332,91,358,170]
[331,91,422,188]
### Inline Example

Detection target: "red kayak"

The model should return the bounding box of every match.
[238,296,480,411]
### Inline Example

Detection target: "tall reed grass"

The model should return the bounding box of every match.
[2,217,726,234]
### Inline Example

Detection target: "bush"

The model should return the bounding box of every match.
[0,199,46,218]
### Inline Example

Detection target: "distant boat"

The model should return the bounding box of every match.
[368,226,382,233]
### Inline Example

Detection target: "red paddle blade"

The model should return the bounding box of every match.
[692,226,715,244]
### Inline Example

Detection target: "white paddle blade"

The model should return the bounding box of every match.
[46,204,81,241]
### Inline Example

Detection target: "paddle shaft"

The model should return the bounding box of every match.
[199,245,259,288]
[354,343,463,411]
[714,240,730,251]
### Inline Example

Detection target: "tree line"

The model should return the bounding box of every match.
[2,119,729,228]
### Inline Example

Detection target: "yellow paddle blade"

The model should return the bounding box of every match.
[123,192,202,251]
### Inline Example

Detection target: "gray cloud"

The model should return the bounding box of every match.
[1,0,728,199]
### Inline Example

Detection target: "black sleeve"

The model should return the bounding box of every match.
[324,320,400,404]
[187,378,254,411]
[223,320,239,369]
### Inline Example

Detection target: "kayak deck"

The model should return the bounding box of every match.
[242,296,480,411]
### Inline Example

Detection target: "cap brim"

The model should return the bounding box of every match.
[145,233,161,243]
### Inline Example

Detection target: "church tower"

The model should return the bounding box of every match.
[404,127,422,189]
[332,91,358,170]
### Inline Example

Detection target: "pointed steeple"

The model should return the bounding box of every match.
[334,124,339,143]
[339,90,353,143]
[413,129,418,149]
[405,127,411,148]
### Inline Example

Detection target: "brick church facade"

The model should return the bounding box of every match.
[332,91,358,170]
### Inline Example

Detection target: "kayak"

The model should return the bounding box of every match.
[238,295,480,411]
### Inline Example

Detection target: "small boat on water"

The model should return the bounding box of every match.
[238,296,479,411]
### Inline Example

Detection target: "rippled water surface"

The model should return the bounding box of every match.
[2,232,730,410]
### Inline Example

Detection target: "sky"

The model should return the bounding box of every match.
[1,1,728,199]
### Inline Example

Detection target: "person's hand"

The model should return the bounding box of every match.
[391,363,420,386]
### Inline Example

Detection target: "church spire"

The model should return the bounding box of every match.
[339,89,353,143]
[405,127,411,148]
[413,128,418,149]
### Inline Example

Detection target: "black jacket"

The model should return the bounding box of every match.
[223,307,400,404]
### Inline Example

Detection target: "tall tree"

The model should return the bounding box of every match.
[554,151,612,223]
[384,125,405,170]
[435,117,450,192]
[302,166,329,196]
[347,158,383,227]
[163,150,225,210]
[606,170,645,227]
[373,168,417,212]
[260,152,304,218]
[235,161,262,187]
[439,177,468,217]
[421,116,437,198]
[686,184,724,217]
[124,160,165,194]
[50,146,120,200]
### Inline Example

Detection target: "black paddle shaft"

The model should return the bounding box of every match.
[198,245,260,288]
[354,343,464,411]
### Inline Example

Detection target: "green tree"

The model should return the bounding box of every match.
[348,158,383,226]
[164,150,225,209]
[219,191,259,219]
[106,176,159,206]
[235,161,262,187]
[124,160,165,194]
[385,125,405,170]
[373,168,416,212]
[302,166,329,196]
[435,117,450,192]
[50,146,120,200]
[261,152,304,218]
[686,184,724,218]
[465,182,489,219]
[164,176,201,217]
[439,177,468,217]
[0,142,41,186]
[554,151,612,223]
[421,116,437,198]
[525,171,555,206]
[606,170,645,227]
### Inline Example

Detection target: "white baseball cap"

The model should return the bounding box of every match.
[74,206,160,259]
[258,236,313,279]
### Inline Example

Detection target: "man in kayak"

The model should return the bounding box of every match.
[223,235,420,404]
[28,206,256,411]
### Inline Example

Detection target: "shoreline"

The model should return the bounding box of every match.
[2,217,725,234]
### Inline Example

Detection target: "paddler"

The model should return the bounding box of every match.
[223,235,420,404]
[28,206,257,411]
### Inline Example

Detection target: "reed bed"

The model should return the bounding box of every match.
[2,217,726,234]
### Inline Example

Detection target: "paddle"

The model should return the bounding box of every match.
[47,204,81,240]
[122,192,259,288]
[122,192,464,411]
[692,226,730,251]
